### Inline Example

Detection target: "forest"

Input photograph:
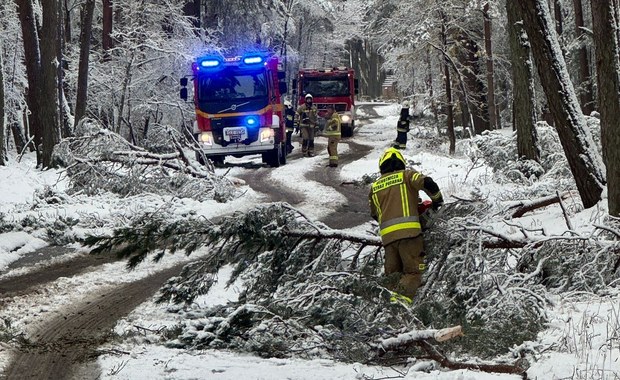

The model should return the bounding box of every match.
[1,1,620,378]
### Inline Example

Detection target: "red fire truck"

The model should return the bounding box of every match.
[180,52,288,167]
[293,67,359,137]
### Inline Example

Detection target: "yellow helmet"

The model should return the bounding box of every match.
[379,147,405,168]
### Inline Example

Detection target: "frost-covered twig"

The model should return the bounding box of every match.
[507,192,570,218]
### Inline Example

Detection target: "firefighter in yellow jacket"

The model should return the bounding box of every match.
[294,93,318,157]
[323,104,341,167]
[368,147,443,301]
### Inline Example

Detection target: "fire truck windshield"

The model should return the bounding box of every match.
[197,69,268,102]
[302,77,349,97]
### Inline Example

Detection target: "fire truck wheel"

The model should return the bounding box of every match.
[195,151,206,165]
[210,156,225,166]
[279,143,287,165]
[263,144,285,168]
[341,122,354,138]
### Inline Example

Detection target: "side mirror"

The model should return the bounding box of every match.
[292,79,297,92]
[180,77,188,87]
[278,71,285,80]
[279,82,288,94]
[180,87,188,101]
[354,79,359,95]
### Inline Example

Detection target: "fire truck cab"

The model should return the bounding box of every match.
[180,52,288,167]
[294,67,359,137]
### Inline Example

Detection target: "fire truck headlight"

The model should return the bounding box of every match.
[245,116,260,128]
[341,114,351,123]
[259,128,275,143]
[199,132,213,145]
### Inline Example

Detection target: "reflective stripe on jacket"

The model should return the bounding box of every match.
[294,104,318,128]
[323,113,341,137]
[369,169,434,246]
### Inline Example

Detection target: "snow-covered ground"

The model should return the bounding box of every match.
[0,102,618,379]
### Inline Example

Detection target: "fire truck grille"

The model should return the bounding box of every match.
[316,103,347,112]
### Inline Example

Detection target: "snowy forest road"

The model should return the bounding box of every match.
[0,103,385,380]
[237,102,381,229]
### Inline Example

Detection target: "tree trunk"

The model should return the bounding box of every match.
[63,0,71,43]
[574,0,595,115]
[182,0,200,29]
[102,0,113,53]
[455,33,488,134]
[554,0,563,35]
[0,49,5,166]
[483,3,497,130]
[15,0,44,164]
[426,47,439,123]
[40,0,62,168]
[74,0,95,127]
[441,13,456,155]
[506,0,540,161]
[591,0,620,216]
[518,0,605,209]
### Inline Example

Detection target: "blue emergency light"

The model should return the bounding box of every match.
[200,59,221,67]
[195,55,223,71]
[243,56,264,65]
[245,116,260,127]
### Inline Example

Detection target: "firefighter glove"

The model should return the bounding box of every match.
[432,200,443,211]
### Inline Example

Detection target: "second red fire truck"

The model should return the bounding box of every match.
[293,67,359,137]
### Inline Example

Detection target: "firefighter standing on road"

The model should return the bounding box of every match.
[393,100,410,149]
[295,93,318,157]
[369,147,443,303]
[284,100,295,154]
[323,104,341,167]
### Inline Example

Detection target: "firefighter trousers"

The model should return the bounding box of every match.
[300,126,315,155]
[383,235,425,299]
[327,136,340,166]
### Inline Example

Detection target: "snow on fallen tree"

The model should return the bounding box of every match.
[52,119,236,202]
[84,200,620,378]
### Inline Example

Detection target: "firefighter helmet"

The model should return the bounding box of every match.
[284,100,292,108]
[379,147,406,168]
[305,93,313,101]
[402,100,410,109]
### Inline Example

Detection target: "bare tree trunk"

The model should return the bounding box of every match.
[0,49,5,165]
[117,52,135,134]
[483,3,497,130]
[554,0,563,35]
[74,0,95,127]
[15,0,44,164]
[441,13,456,155]
[102,0,113,53]
[455,32,488,134]
[574,0,595,115]
[63,0,71,43]
[591,0,620,216]
[506,0,540,161]
[518,0,605,209]
[280,0,293,74]
[426,47,438,122]
[40,0,62,167]
[182,0,200,29]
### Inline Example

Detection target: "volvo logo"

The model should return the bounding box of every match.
[231,104,237,110]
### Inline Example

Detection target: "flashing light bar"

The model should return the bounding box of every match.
[243,56,264,65]
[200,59,221,68]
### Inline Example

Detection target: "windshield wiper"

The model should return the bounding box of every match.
[218,101,250,113]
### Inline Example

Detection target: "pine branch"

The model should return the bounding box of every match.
[284,228,382,246]
[507,192,570,218]
[416,340,528,379]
